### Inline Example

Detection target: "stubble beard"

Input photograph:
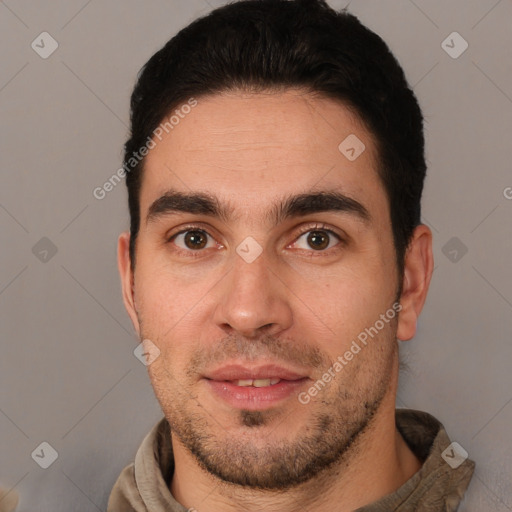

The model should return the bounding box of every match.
[146,328,398,490]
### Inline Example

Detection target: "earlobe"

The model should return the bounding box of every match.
[117,232,140,336]
[396,224,434,342]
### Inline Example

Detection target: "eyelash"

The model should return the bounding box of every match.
[166,223,345,258]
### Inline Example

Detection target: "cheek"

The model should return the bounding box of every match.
[133,266,177,343]
[133,260,216,360]
[134,255,201,314]
[288,257,396,350]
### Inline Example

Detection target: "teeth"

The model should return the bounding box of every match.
[253,379,272,388]
[233,378,281,387]
[236,379,254,387]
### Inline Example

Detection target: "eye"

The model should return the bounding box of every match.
[291,228,342,252]
[167,224,343,257]
[169,228,217,252]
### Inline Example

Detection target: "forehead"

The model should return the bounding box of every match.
[139,89,388,226]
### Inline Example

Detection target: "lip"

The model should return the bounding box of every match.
[204,363,308,382]
[203,363,310,410]
[205,378,309,410]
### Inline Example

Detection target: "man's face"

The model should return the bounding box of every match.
[123,89,404,488]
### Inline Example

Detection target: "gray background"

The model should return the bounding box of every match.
[1,0,511,510]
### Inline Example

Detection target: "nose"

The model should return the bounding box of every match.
[213,246,293,339]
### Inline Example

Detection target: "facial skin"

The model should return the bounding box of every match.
[118,89,433,512]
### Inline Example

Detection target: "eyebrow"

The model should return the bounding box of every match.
[146,188,372,227]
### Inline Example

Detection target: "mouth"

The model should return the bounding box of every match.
[204,362,308,382]
[227,378,282,387]
[203,363,310,410]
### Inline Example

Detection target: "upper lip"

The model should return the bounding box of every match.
[204,363,308,381]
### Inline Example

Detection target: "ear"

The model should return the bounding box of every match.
[117,231,140,337]
[396,224,434,341]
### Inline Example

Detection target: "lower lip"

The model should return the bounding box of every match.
[205,378,309,410]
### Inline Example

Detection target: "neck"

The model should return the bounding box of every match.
[170,393,421,512]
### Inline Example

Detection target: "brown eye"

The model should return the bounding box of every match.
[170,229,214,252]
[183,230,208,249]
[292,228,342,252]
[307,231,330,250]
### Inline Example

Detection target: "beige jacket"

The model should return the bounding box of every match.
[108,409,475,512]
